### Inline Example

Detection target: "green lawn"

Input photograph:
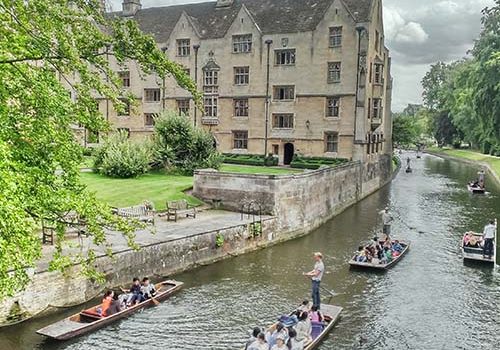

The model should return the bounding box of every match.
[428,147,500,178]
[79,164,300,209]
[80,156,94,169]
[80,172,200,210]
[220,164,302,175]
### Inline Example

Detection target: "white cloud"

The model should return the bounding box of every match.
[384,7,428,44]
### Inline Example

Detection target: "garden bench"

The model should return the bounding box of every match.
[112,203,155,224]
[165,199,196,222]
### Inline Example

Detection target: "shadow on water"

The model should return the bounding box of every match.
[0,152,499,350]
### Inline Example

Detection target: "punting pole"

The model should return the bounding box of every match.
[494,219,498,268]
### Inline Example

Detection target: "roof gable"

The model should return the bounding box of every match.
[111,0,374,42]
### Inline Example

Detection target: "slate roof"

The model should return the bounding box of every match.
[110,0,374,42]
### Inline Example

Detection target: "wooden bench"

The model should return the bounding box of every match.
[112,204,155,224]
[165,199,196,222]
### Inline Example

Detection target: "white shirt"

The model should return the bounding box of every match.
[312,260,324,281]
[382,211,393,225]
[483,223,496,239]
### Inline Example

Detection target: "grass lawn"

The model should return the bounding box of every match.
[428,147,500,178]
[220,164,302,175]
[80,172,201,210]
[79,156,94,169]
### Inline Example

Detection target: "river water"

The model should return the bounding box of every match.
[1,153,499,350]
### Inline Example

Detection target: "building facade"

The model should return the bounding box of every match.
[87,0,392,164]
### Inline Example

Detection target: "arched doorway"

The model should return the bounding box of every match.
[283,143,294,165]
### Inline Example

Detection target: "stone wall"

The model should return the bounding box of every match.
[194,154,392,232]
[0,218,282,326]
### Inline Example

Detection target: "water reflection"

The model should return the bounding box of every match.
[0,153,498,349]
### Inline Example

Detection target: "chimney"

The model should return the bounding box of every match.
[122,0,142,17]
[216,0,234,8]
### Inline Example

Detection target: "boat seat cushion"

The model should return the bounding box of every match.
[81,309,102,319]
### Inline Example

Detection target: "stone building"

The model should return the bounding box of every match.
[88,0,393,164]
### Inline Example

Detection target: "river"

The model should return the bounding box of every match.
[1,153,499,350]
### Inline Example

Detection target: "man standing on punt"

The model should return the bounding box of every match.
[483,219,496,259]
[303,252,325,309]
[381,207,394,238]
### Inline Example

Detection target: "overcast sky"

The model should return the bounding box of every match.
[109,0,494,111]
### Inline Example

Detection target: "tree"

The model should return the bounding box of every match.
[392,115,419,147]
[0,0,199,297]
[152,111,222,175]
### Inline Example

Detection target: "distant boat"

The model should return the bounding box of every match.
[405,167,413,173]
[349,241,410,270]
[461,222,497,265]
[467,183,485,194]
[36,280,183,340]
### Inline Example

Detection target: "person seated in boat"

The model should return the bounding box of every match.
[309,305,323,323]
[286,328,305,350]
[140,277,156,300]
[265,322,288,349]
[380,247,393,264]
[364,247,374,263]
[468,234,480,248]
[245,327,262,350]
[463,232,471,246]
[124,277,145,306]
[271,335,288,350]
[294,311,312,344]
[392,240,403,253]
[101,290,121,317]
[248,332,270,350]
[354,246,367,262]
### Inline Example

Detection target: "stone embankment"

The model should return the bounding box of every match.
[0,155,392,327]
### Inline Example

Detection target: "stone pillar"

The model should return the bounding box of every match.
[353,26,369,162]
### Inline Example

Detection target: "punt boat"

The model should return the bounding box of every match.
[303,304,342,349]
[349,241,410,270]
[405,167,413,173]
[467,183,486,194]
[36,279,183,340]
[246,304,342,350]
[461,223,497,265]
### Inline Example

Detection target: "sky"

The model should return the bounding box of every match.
[109,0,495,111]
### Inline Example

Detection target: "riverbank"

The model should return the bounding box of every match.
[0,155,393,327]
[426,147,500,186]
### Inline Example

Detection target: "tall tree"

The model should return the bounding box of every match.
[0,0,199,297]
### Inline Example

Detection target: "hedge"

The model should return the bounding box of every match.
[222,153,278,166]
[290,156,348,170]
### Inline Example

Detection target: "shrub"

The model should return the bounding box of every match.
[93,131,152,178]
[153,111,222,175]
[290,155,348,170]
[222,153,278,166]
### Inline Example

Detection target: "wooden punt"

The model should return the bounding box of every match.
[461,227,497,264]
[349,241,410,270]
[304,304,342,350]
[405,167,413,173]
[467,183,486,194]
[245,304,342,350]
[36,279,183,340]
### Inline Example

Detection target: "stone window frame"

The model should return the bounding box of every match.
[234,98,249,117]
[326,97,340,118]
[118,71,130,87]
[144,88,161,103]
[371,98,383,119]
[204,70,219,86]
[375,30,380,53]
[324,131,339,153]
[232,34,253,53]
[329,26,343,47]
[273,85,295,101]
[275,49,296,66]
[144,113,157,127]
[176,99,190,116]
[373,63,384,84]
[272,144,279,155]
[176,38,191,57]
[204,95,218,118]
[327,62,341,83]
[234,66,250,85]
[232,130,248,149]
[272,113,294,129]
